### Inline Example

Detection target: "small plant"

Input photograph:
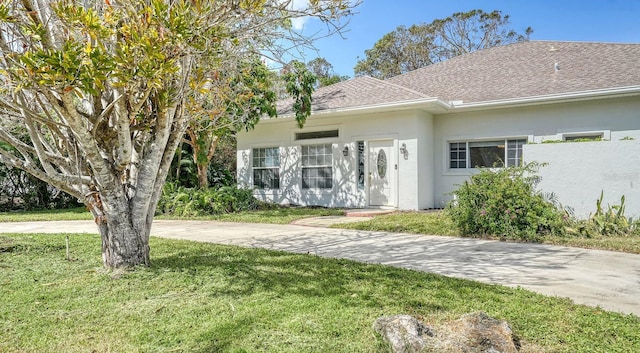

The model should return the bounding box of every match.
[620,136,635,141]
[568,191,638,237]
[446,162,566,241]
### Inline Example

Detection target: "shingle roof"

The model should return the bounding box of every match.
[386,41,640,103]
[277,41,640,115]
[276,75,428,115]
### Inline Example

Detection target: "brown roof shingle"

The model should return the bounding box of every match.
[276,41,640,115]
[386,41,640,103]
[277,75,428,115]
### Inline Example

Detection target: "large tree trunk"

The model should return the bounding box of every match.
[94,193,152,268]
[98,214,150,268]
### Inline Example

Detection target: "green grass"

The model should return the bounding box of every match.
[335,211,640,254]
[334,211,460,236]
[0,207,92,222]
[156,207,345,224]
[1,233,638,352]
[0,207,344,224]
[543,235,640,254]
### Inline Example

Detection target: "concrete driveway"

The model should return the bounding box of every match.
[1,219,639,316]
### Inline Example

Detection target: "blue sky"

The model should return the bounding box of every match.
[298,0,640,77]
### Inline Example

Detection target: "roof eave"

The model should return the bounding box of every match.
[448,86,640,112]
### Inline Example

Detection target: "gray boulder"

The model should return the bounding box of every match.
[375,312,519,353]
[373,315,434,353]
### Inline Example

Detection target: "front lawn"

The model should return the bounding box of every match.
[335,211,460,237]
[156,206,345,224]
[1,233,638,352]
[0,207,93,222]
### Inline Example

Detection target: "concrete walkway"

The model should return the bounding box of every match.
[1,219,639,316]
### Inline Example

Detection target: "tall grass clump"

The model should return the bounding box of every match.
[447,163,565,241]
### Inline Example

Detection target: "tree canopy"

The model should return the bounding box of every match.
[306,57,349,87]
[0,0,357,268]
[183,57,277,188]
[183,57,317,188]
[354,9,533,79]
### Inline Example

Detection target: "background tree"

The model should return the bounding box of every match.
[306,57,349,87]
[355,9,532,79]
[354,25,436,80]
[173,58,318,189]
[0,0,357,268]
[183,58,277,189]
[0,133,79,210]
[205,133,237,188]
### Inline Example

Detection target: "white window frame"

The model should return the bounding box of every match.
[553,130,610,141]
[301,143,333,190]
[252,147,280,189]
[447,138,527,170]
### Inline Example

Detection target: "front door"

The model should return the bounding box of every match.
[368,140,394,206]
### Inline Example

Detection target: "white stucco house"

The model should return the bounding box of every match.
[237,41,640,218]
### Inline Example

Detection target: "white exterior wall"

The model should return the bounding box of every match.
[237,109,434,209]
[417,112,435,209]
[239,95,639,213]
[525,140,640,219]
[433,97,640,209]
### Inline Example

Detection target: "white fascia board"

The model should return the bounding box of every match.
[449,86,640,112]
[264,98,451,123]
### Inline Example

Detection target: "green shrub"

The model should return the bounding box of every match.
[156,183,263,216]
[446,163,566,241]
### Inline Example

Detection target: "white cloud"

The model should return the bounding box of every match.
[286,0,310,31]
[291,17,309,31]
[289,0,309,11]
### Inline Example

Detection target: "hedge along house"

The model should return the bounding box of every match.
[237,41,640,218]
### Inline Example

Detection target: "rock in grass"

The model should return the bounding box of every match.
[374,312,519,353]
[373,314,434,353]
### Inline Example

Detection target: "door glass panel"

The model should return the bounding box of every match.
[357,141,365,189]
[377,149,387,179]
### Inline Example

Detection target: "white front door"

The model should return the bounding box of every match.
[368,140,394,206]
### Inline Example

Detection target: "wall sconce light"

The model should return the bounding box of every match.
[342,146,349,157]
[400,143,408,160]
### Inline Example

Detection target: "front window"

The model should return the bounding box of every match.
[252,147,280,189]
[450,139,526,169]
[302,144,333,189]
[507,139,525,167]
[469,140,505,168]
[564,133,603,141]
[295,129,339,141]
[449,142,467,169]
